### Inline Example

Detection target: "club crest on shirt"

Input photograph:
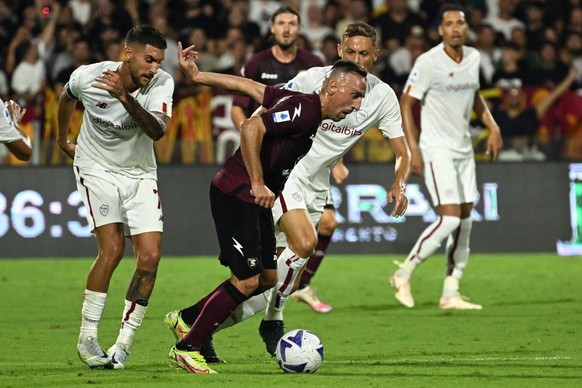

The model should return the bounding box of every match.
[272,110,290,123]
[356,110,368,123]
[99,204,109,216]
[247,257,258,269]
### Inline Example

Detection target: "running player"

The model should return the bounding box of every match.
[0,99,31,161]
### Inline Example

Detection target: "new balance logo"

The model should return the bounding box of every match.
[96,102,108,109]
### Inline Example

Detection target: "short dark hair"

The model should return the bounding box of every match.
[342,22,377,46]
[330,59,368,80]
[271,6,301,25]
[438,3,467,24]
[125,25,167,50]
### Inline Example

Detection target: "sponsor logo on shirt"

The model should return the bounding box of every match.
[272,110,290,123]
[247,257,258,269]
[261,73,279,80]
[320,122,362,136]
[92,116,139,130]
[95,102,108,109]
[446,82,478,92]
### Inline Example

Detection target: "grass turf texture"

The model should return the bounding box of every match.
[0,254,580,387]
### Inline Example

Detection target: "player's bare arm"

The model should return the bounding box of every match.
[400,92,423,175]
[240,116,275,209]
[92,69,167,141]
[387,136,411,217]
[177,42,266,105]
[473,91,502,160]
[56,88,78,159]
[4,100,32,161]
[332,159,349,184]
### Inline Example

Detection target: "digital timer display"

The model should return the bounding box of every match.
[0,190,91,238]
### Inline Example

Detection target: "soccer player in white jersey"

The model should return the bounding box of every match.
[165,22,411,357]
[390,4,502,310]
[57,25,174,369]
[0,99,31,161]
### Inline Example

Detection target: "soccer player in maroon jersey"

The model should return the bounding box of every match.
[232,5,339,314]
[165,42,367,374]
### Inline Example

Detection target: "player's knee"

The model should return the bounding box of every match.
[319,216,338,235]
[235,275,260,296]
[97,245,124,267]
[137,250,161,271]
[292,237,316,258]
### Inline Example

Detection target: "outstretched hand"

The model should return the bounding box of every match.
[177,41,200,82]
[388,184,408,218]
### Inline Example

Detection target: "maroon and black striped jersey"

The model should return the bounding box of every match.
[212,86,321,203]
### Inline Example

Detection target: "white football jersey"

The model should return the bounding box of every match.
[283,66,404,193]
[404,42,480,159]
[0,100,22,143]
[67,61,174,179]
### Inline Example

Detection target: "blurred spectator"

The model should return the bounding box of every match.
[0,0,18,52]
[466,5,487,43]
[475,24,502,87]
[565,6,582,36]
[86,0,133,48]
[248,0,280,37]
[150,13,180,78]
[494,68,578,160]
[373,0,424,54]
[319,34,341,65]
[336,0,370,40]
[302,1,335,52]
[560,32,582,85]
[484,0,525,41]
[321,1,342,31]
[492,41,533,86]
[509,26,538,70]
[522,0,546,52]
[215,27,247,73]
[388,25,426,89]
[68,0,92,27]
[49,23,83,82]
[530,41,569,86]
[0,60,8,101]
[226,1,261,52]
[185,27,218,72]
[54,38,93,96]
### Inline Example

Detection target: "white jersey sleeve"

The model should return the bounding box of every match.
[0,100,23,143]
[403,54,433,101]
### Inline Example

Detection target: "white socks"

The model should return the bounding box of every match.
[446,217,472,279]
[264,247,307,321]
[114,300,147,347]
[79,289,107,343]
[216,291,269,332]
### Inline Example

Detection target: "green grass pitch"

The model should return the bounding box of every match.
[0,253,581,387]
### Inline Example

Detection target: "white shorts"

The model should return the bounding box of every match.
[423,154,477,206]
[74,166,164,236]
[272,178,327,248]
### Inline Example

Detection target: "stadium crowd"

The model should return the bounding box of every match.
[2,0,582,166]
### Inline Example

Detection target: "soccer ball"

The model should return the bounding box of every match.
[275,329,324,373]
